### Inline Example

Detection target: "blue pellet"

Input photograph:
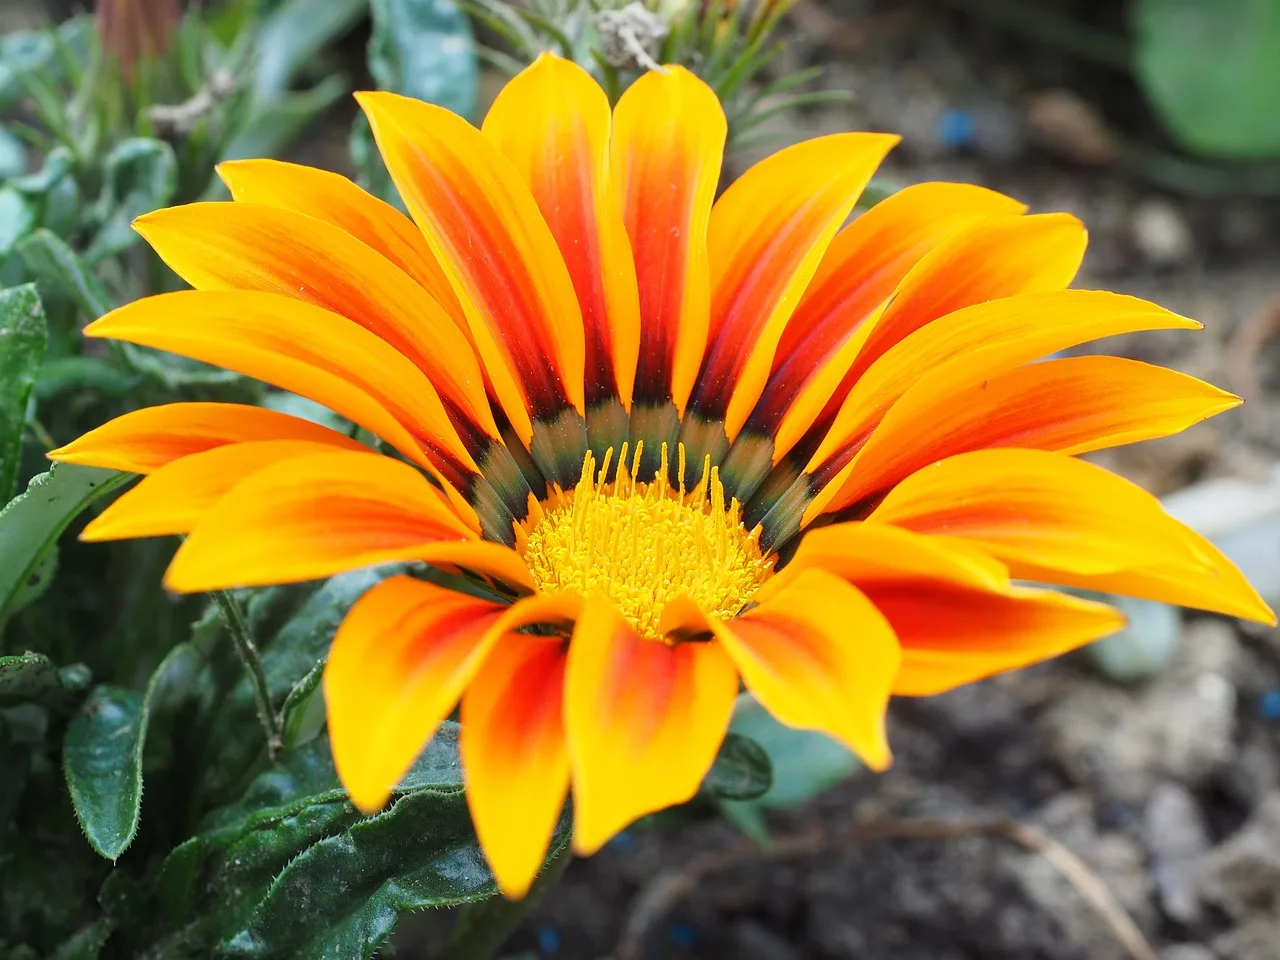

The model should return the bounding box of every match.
[1260,688,1280,721]
[937,108,976,148]
[535,921,561,955]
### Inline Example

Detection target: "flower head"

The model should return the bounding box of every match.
[52,54,1273,897]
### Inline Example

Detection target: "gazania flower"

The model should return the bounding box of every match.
[52,54,1272,897]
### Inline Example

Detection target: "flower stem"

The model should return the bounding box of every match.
[213,589,281,760]
[440,842,572,960]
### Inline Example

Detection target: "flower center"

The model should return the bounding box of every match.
[521,444,774,641]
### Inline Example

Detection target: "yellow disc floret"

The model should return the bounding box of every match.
[522,443,774,641]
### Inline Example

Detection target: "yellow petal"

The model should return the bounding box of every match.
[483,53,641,412]
[671,568,901,770]
[358,89,585,442]
[81,440,362,541]
[47,402,362,473]
[564,595,737,855]
[611,65,725,411]
[461,611,577,898]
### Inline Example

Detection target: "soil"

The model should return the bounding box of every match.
[403,3,1280,958]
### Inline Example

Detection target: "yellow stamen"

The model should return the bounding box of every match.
[522,444,774,641]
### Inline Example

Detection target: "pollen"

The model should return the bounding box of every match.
[521,443,774,641]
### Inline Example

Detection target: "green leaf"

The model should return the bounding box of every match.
[16,229,114,319]
[1133,0,1280,159]
[0,123,25,179]
[702,732,772,800]
[252,0,369,96]
[0,283,46,499]
[0,186,38,257]
[0,652,57,703]
[33,356,141,400]
[223,75,350,163]
[85,139,179,261]
[0,464,131,622]
[7,543,56,616]
[50,920,114,960]
[279,659,326,751]
[63,644,203,859]
[0,28,55,109]
[221,788,525,959]
[718,694,860,840]
[138,723,483,957]
[367,0,478,118]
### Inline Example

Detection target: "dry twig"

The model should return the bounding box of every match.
[1224,293,1280,437]
[616,816,1158,960]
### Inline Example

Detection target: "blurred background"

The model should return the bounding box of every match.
[3,1,1280,958]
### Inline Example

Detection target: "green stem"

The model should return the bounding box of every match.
[213,590,282,760]
[440,841,572,960]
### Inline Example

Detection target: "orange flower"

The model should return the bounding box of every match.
[52,54,1272,897]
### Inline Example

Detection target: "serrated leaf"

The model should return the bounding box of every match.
[16,229,114,319]
[702,732,772,801]
[139,724,472,957]
[221,788,523,960]
[0,282,46,499]
[0,464,130,621]
[280,659,326,751]
[0,652,58,703]
[1133,0,1280,159]
[64,644,202,859]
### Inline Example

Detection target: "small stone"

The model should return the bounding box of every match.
[1201,791,1280,921]
[1160,946,1216,960]
[1143,782,1210,924]
[1024,89,1116,165]
[1130,198,1194,267]
[1042,621,1238,800]
[1087,597,1182,683]
[729,919,802,960]
[1212,915,1280,960]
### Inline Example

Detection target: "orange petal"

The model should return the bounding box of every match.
[216,158,464,324]
[757,182,1025,454]
[565,596,738,855]
[691,132,898,438]
[807,290,1198,471]
[163,451,532,593]
[462,625,574,898]
[847,212,1088,380]
[358,90,585,442]
[85,290,476,480]
[672,568,900,770]
[482,54,641,412]
[611,66,725,410]
[326,579,572,813]
[47,402,362,473]
[81,439,364,541]
[809,355,1241,521]
[870,447,1272,624]
[764,520,1011,600]
[134,202,494,439]
[867,582,1124,696]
